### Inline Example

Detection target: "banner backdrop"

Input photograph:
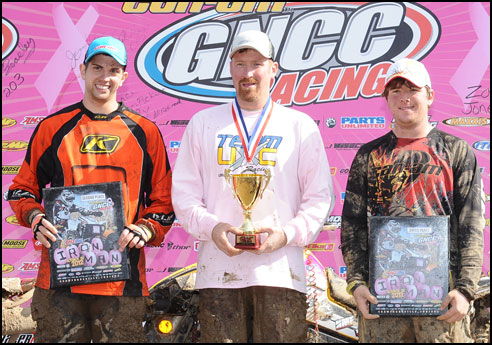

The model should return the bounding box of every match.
[2,2,490,289]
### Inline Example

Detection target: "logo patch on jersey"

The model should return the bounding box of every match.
[80,135,120,154]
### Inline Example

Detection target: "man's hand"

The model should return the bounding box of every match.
[31,214,58,248]
[353,285,379,320]
[211,222,243,257]
[252,227,287,254]
[118,224,149,252]
[437,289,470,323]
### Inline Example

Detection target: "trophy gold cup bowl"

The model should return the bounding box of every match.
[224,168,271,249]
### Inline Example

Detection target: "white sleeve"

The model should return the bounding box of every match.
[171,115,218,241]
[282,118,335,246]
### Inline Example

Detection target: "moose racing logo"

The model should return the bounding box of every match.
[135,2,440,105]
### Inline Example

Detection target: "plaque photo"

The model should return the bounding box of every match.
[43,182,130,287]
[369,216,449,316]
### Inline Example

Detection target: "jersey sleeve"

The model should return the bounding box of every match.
[171,114,220,241]
[450,138,485,300]
[281,118,335,247]
[8,123,54,227]
[341,147,371,285]
[135,121,175,246]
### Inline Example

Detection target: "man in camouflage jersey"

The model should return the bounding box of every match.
[341,58,485,343]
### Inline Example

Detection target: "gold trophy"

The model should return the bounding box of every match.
[224,168,271,249]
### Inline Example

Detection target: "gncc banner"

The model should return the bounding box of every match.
[2,2,490,289]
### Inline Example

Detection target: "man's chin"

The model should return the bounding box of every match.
[237,91,259,104]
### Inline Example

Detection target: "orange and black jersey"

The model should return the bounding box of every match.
[8,101,175,296]
[341,128,484,301]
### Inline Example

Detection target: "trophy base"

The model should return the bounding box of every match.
[235,233,260,250]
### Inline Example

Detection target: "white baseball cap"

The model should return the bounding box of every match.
[384,58,431,88]
[229,30,274,59]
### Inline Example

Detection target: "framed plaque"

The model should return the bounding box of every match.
[43,182,130,287]
[369,216,449,316]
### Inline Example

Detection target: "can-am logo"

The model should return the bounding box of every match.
[136,2,440,105]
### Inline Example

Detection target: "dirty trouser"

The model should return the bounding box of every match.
[358,310,474,343]
[199,286,308,343]
[31,287,149,343]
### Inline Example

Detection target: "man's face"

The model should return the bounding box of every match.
[386,82,434,130]
[80,54,128,106]
[230,48,278,110]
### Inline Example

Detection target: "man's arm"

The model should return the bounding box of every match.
[134,122,175,246]
[341,149,371,287]
[171,114,220,241]
[452,139,485,301]
[280,118,335,247]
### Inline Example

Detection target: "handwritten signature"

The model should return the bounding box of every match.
[66,45,87,69]
[462,85,490,115]
[152,99,182,119]
[2,37,36,76]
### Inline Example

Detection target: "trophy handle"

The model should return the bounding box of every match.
[224,168,231,185]
[224,168,236,198]
[259,169,271,199]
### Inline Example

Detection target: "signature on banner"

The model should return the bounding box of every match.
[463,85,490,115]
[2,37,36,99]
[2,37,36,76]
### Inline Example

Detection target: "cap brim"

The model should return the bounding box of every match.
[229,45,270,59]
[85,51,126,66]
[384,75,426,89]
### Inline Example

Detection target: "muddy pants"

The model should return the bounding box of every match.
[358,310,474,343]
[199,286,307,343]
[31,288,149,343]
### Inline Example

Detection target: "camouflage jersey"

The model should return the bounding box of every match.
[341,128,484,301]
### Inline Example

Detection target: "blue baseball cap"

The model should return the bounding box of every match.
[84,36,127,66]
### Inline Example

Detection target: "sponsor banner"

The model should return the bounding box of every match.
[2,165,21,175]
[2,334,35,343]
[2,239,28,249]
[473,140,490,151]
[2,2,490,291]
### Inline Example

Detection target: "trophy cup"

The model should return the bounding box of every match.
[224,168,271,249]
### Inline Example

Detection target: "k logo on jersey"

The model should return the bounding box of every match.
[80,135,120,154]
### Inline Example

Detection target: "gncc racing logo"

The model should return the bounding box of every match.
[136,2,440,105]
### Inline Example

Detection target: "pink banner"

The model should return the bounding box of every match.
[2,2,490,290]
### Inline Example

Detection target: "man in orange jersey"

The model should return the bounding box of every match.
[7,36,175,342]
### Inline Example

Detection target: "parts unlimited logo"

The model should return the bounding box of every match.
[135,2,440,105]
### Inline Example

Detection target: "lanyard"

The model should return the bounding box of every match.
[231,97,273,163]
